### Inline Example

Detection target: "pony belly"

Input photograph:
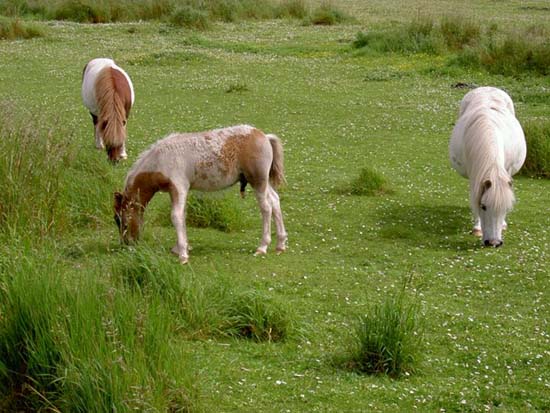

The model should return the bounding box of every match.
[190,168,239,191]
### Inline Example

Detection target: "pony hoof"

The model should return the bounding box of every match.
[179,257,189,264]
[471,228,482,237]
[276,247,285,255]
[254,248,267,256]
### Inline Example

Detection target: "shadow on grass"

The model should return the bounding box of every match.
[377,204,478,250]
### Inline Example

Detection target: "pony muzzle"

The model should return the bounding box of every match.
[484,239,503,248]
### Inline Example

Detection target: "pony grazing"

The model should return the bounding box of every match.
[114,125,288,263]
[82,58,134,162]
[449,86,526,247]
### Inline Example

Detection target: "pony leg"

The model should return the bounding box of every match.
[170,188,190,263]
[268,186,287,254]
[472,216,482,237]
[254,186,272,255]
[91,113,104,150]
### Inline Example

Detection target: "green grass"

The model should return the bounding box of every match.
[0,1,549,411]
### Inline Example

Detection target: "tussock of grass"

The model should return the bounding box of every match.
[170,5,210,30]
[0,16,44,40]
[186,193,243,232]
[225,82,250,93]
[520,120,550,177]
[275,0,308,19]
[339,167,393,196]
[226,292,293,342]
[345,290,423,378]
[305,1,349,26]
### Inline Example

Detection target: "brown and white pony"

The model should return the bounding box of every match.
[114,125,288,263]
[82,58,134,162]
[450,87,526,247]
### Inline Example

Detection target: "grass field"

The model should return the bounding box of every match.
[1,0,549,411]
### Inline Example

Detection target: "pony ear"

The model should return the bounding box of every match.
[114,191,124,210]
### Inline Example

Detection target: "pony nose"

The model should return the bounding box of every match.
[484,239,503,248]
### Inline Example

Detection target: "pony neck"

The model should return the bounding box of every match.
[124,174,158,210]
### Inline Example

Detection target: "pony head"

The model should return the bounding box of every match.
[476,178,514,247]
[113,191,143,244]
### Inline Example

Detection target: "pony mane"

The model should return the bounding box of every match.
[465,111,515,214]
[95,67,131,151]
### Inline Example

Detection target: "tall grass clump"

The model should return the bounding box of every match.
[0,103,75,238]
[186,193,243,232]
[340,167,392,196]
[0,256,197,411]
[169,4,209,30]
[520,119,550,177]
[305,1,349,26]
[226,291,293,342]
[275,0,308,19]
[0,16,44,39]
[346,290,423,378]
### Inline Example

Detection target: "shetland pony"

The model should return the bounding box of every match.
[449,87,526,247]
[114,125,288,263]
[82,58,134,162]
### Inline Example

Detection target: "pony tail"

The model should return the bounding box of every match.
[267,134,286,187]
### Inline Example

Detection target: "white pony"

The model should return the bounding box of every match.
[114,125,288,263]
[450,86,526,247]
[82,58,135,162]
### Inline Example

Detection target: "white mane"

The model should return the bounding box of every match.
[463,111,515,214]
